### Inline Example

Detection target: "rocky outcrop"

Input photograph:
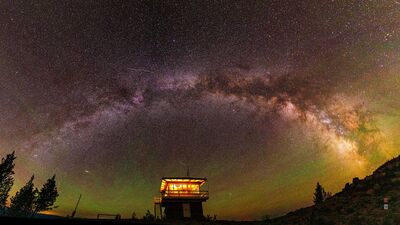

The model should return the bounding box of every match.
[270,155,400,225]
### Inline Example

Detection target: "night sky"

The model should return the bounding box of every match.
[0,0,399,220]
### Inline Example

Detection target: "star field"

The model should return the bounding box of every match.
[0,0,399,220]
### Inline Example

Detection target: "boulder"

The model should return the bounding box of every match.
[390,177,400,183]
[373,183,381,191]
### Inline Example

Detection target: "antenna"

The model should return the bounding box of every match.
[71,194,82,218]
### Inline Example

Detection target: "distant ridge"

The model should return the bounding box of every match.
[0,208,62,220]
[271,155,400,225]
[34,213,63,219]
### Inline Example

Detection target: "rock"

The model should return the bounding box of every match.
[390,177,400,183]
[355,184,364,190]
[373,172,387,178]
[366,189,374,195]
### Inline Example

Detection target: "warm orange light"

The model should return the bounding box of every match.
[40,210,60,216]
[160,178,206,192]
[167,182,200,191]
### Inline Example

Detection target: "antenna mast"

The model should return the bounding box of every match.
[71,194,82,218]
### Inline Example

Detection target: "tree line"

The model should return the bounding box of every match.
[0,152,59,217]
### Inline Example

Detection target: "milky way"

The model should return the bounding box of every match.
[0,0,399,220]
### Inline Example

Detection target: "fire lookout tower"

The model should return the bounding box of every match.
[154,177,209,220]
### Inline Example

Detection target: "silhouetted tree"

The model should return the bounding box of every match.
[0,151,16,211]
[205,214,217,222]
[34,175,59,215]
[263,214,272,224]
[326,191,332,199]
[313,182,327,205]
[143,209,155,221]
[9,175,37,217]
[131,211,137,220]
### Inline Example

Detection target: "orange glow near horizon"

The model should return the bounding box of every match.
[40,210,60,216]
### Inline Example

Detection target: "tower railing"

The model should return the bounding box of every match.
[162,190,209,199]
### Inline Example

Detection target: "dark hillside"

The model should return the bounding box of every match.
[271,155,400,225]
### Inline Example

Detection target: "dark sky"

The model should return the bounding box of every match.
[0,0,399,220]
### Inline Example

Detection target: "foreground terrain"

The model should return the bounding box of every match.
[1,155,400,225]
[270,155,400,225]
[0,217,262,225]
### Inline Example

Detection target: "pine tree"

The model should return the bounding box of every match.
[0,151,16,210]
[313,182,327,205]
[9,175,37,217]
[143,209,155,221]
[34,175,59,214]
